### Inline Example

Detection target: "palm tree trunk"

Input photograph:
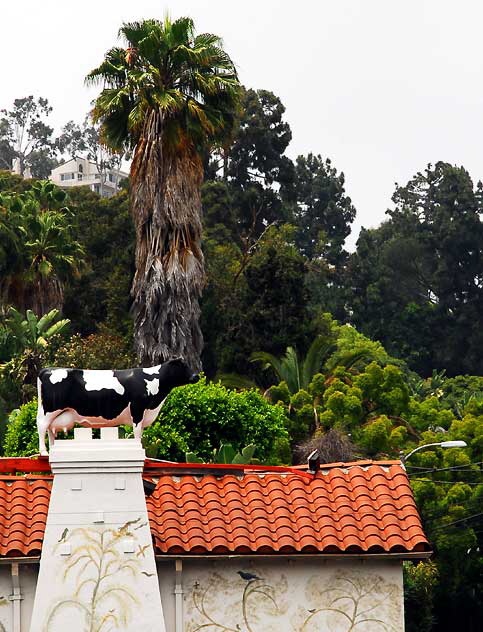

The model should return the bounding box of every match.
[29,276,63,316]
[130,109,205,370]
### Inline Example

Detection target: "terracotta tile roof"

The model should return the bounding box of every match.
[0,460,429,558]
[147,462,430,555]
[0,478,51,557]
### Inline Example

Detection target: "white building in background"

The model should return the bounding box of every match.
[49,156,128,198]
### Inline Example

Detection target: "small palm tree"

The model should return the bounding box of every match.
[0,307,70,401]
[87,16,241,370]
[23,208,84,314]
[0,189,84,314]
[251,336,334,394]
[4,307,70,353]
[251,336,371,394]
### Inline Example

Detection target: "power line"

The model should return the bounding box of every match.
[406,461,483,474]
[430,512,483,531]
[411,478,483,485]
[419,505,482,521]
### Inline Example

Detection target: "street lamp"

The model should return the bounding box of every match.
[401,440,467,464]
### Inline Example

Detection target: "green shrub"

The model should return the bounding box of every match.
[404,561,439,632]
[51,331,136,369]
[360,415,393,456]
[143,376,290,463]
[4,399,38,456]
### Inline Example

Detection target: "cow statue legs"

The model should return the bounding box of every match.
[132,401,164,443]
[37,411,60,456]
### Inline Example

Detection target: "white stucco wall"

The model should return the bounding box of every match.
[49,158,127,197]
[0,563,37,632]
[157,557,405,632]
[0,556,404,631]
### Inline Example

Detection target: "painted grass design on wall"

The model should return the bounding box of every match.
[187,572,285,632]
[300,572,400,631]
[44,517,150,632]
[186,569,401,632]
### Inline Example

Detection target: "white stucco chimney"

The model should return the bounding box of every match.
[29,428,166,631]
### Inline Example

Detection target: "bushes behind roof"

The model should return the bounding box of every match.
[141,376,290,463]
[3,399,39,456]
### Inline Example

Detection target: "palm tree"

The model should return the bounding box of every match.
[23,208,84,314]
[3,307,70,354]
[0,190,84,314]
[251,336,372,394]
[87,16,241,370]
[0,307,70,401]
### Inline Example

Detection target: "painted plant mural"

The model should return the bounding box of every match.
[185,568,401,632]
[298,571,401,631]
[44,518,152,632]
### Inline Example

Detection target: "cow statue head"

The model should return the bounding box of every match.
[36,357,199,455]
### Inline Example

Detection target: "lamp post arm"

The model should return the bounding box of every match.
[400,443,443,464]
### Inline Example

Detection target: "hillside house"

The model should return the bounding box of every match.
[49,158,128,198]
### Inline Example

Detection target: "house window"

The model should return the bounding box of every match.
[93,184,100,194]
[60,173,74,181]
[78,164,83,173]
[108,173,115,183]
[77,173,83,181]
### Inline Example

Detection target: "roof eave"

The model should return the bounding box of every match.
[155,550,433,561]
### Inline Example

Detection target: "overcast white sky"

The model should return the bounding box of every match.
[2,0,483,246]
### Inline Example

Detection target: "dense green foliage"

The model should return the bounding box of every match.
[349,162,483,376]
[404,561,439,632]
[3,399,39,456]
[0,181,84,315]
[61,186,134,337]
[141,376,289,463]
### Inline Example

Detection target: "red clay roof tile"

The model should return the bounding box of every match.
[0,479,51,557]
[147,463,429,555]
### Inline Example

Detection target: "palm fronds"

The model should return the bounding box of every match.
[251,336,335,394]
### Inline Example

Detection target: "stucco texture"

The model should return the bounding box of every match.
[158,557,404,632]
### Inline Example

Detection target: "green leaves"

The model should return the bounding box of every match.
[3,399,40,456]
[0,186,85,315]
[3,307,70,352]
[88,16,241,152]
[142,376,288,464]
[185,442,257,465]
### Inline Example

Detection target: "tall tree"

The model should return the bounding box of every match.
[0,97,57,178]
[87,16,240,370]
[220,88,295,238]
[226,88,293,189]
[293,153,356,264]
[348,162,483,375]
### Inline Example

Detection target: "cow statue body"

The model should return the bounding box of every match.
[36,358,198,455]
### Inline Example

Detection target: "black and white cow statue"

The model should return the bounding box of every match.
[36,358,198,455]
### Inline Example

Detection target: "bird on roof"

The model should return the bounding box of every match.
[237,571,263,581]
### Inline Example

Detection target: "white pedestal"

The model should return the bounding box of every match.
[29,428,166,632]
